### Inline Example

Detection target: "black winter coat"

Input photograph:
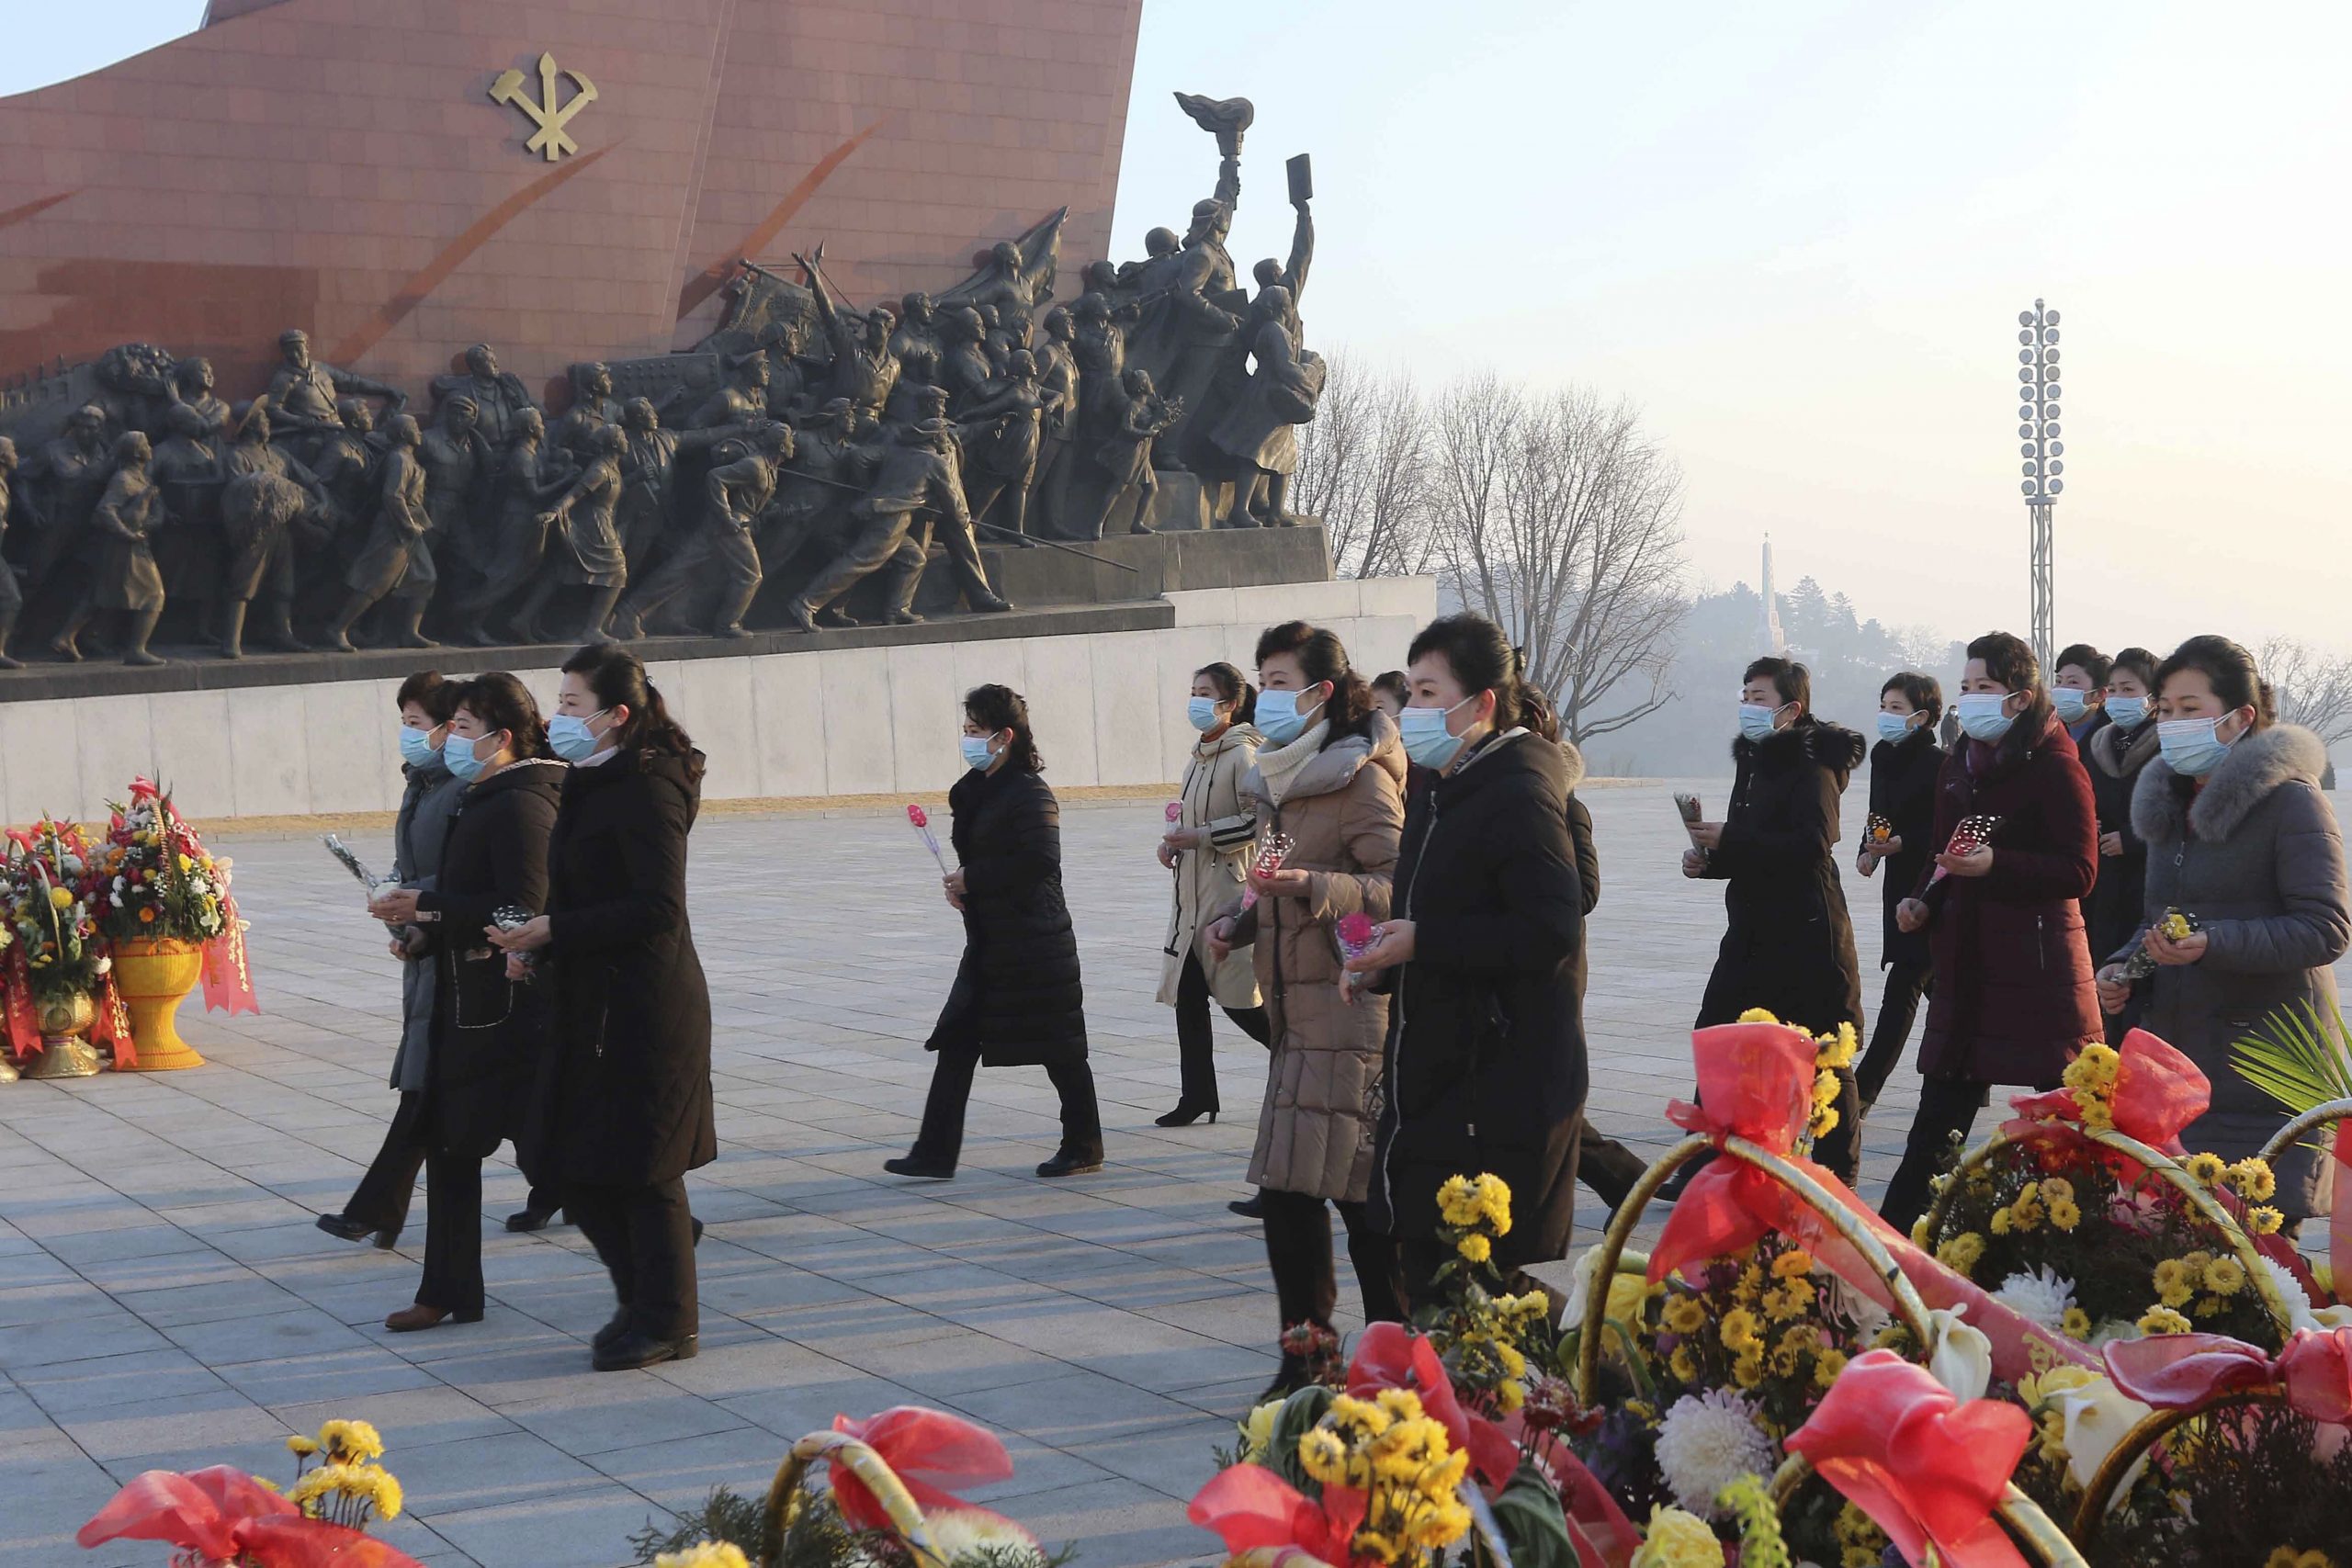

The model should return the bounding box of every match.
[415,758,563,1160]
[1370,730,1586,1270]
[1865,726,1943,967]
[2084,717,2158,963]
[1696,719,1866,1035]
[927,764,1089,1067]
[543,748,718,1187]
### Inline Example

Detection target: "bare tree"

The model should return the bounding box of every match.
[2260,637,2352,749]
[1290,350,1435,578]
[1429,378,1688,744]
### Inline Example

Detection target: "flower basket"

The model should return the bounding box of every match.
[1766,1451,2091,1566]
[111,936,207,1070]
[757,1409,1037,1568]
[21,987,102,1078]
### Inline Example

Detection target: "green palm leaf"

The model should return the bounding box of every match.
[2230,996,2352,1115]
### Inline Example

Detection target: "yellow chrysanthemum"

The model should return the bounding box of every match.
[1474,1172,1512,1232]
[1662,1293,1708,1336]
[1630,1506,1721,1568]
[1373,1387,1423,1423]
[1497,1378,1525,1414]
[2061,1306,2092,1340]
[2153,1258,2195,1308]
[1991,1207,2014,1236]
[1770,1249,1814,1280]
[1329,1394,1392,1437]
[47,886,72,909]
[1736,1007,1782,1025]
[1731,1350,1764,1389]
[2018,1365,2097,1409]
[655,1542,751,1568]
[1910,1215,1933,1247]
[1762,1280,1813,1322]
[2226,1159,2278,1202]
[2048,1197,2082,1231]
[1456,1233,1492,1265]
[1719,1306,1763,1354]
[2247,1205,2286,1236]
[1936,1232,1986,1275]
[318,1419,384,1461]
[2039,1175,2075,1202]
[1298,1427,1351,1486]
[286,1435,319,1456]
[1815,1347,1849,1387]
[2139,1305,2193,1336]
[1668,1346,1699,1382]
[2184,1152,2226,1186]
[1816,1021,1860,1069]
[2204,1257,2246,1296]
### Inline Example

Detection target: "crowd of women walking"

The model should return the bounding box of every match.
[311,615,2342,1401]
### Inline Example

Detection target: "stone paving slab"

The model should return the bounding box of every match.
[10,781,2332,1567]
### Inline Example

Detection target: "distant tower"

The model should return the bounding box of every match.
[1757,535,1787,653]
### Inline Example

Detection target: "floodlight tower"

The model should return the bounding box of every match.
[2018,299,2064,669]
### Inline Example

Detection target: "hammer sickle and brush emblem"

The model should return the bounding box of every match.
[489,52,599,162]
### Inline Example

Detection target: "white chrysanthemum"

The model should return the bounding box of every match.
[2086,1318,2141,1350]
[1990,1265,2077,1332]
[2257,1255,2318,1332]
[1652,1389,1775,1519]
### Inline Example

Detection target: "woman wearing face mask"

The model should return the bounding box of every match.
[1204,621,1406,1388]
[1354,616,1586,1301]
[366,672,564,1331]
[1838,672,1945,1163]
[2084,647,2160,1042]
[317,671,465,1248]
[487,645,716,1369]
[1155,662,1270,1128]
[888,684,1103,1181]
[1879,632,2101,1231]
[2052,643,2111,749]
[2096,636,2347,1224]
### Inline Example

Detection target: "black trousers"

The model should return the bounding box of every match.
[569,1177,698,1340]
[1398,1235,1554,1320]
[1879,1077,1991,1233]
[416,1149,483,1314]
[344,1090,429,1233]
[1173,947,1271,1111]
[1261,1187,1405,1332]
[1857,959,1934,1108]
[912,1042,1102,1168]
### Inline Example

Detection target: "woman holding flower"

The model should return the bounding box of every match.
[2098,635,2348,1221]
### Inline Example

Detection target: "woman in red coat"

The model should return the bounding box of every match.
[1880,632,2102,1230]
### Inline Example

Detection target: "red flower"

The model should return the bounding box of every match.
[907,804,930,829]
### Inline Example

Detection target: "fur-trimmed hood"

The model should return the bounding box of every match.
[2087,716,2161,781]
[1557,737,1587,793]
[1733,716,1867,788]
[2132,723,2328,845]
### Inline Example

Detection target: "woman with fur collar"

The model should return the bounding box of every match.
[2098,635,2349,1221]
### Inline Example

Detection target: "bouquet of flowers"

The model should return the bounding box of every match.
[1922,812,2000,895]
[1239,831,1295,911]
[2115,908,2199,983]
[5,818,108,1004]
[96,782,231,945]
[905,803,948,875]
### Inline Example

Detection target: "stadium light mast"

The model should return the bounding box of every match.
[2018,299,2064,669]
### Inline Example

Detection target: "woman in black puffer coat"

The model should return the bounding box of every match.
[1849,672,1946,1112]
[1360,616,1587,1299]
[2084,647,2160,1042]
[492,644,717,1371]
[368,671,563,1334]
[889,684,1102,1182]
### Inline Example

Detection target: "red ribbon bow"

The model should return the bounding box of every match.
[2007,1028,2210,1156]
[827,1406,1017,1534]
[2103,1327,2352,1424]
[1784,1348,2033,1568]
[78,1466,424,1567]
[1646,1021,1822,1285]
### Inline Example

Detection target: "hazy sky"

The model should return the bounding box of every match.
[13,2,2350,654]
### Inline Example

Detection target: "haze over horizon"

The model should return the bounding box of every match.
[11,0,2348,658]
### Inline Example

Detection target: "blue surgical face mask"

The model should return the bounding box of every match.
[2158,716,2236,777]
[1399,695,1477,769]
[399,726,442,770]
[1736,702,1785,744]
[1954,692,2017,743]
[444,730,494,782]
[548,710,609,764]
[959,734,996,771]
[1255,686,1323,745]
[2106,694,2148,729]
[1186,695,1223,733]
[1876,711,1917,744]
[2052,686,2092,724]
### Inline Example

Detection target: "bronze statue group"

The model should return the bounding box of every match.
[0,96,1322,666]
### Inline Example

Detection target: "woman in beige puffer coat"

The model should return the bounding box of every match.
[1155,662,1270,1125]
[1206,621,1406,1393]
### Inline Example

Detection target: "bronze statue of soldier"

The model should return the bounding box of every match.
[781,389,1011,632]
[322,413,437,653]
[149,403,226,638]
[552,362,623,461]
[428,343,537,455]
[219,404,331,658]
[169,357,232,443]
[416,394,492,586]
[52,432,168,666]
[515,422,629,643]
[1089,368,1183,537]
[23,404,112,587]
[798,248,900,419]
[610,420,792,641]
[956,349,1056,537]
[266,329,403,451]
[1203,284,1320,528]
[615,397,679,575]
[447,406,567,644]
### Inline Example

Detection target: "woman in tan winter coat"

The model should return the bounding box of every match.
[1156,662,1271,1126]
[1206,621,1407,1393]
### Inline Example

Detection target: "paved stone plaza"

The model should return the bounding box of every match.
[0,780,2214,1566]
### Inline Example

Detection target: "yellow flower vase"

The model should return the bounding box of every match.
[113,938,208,1071]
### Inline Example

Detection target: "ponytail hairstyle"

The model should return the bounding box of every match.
[560,643,703,779]
[2155,635,2277,731]
[965,683,1044,773]
[1404,613,1526,731]
[448,671,551,760]
[1194,660,1256,726]
[1519,684,1561,743]
[1254,620,1374,749]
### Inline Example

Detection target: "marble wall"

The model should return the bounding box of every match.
[0,578,1438,825]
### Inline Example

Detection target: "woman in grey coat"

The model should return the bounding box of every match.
[2097,636,2349,1220]
[316,671,468,1247]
